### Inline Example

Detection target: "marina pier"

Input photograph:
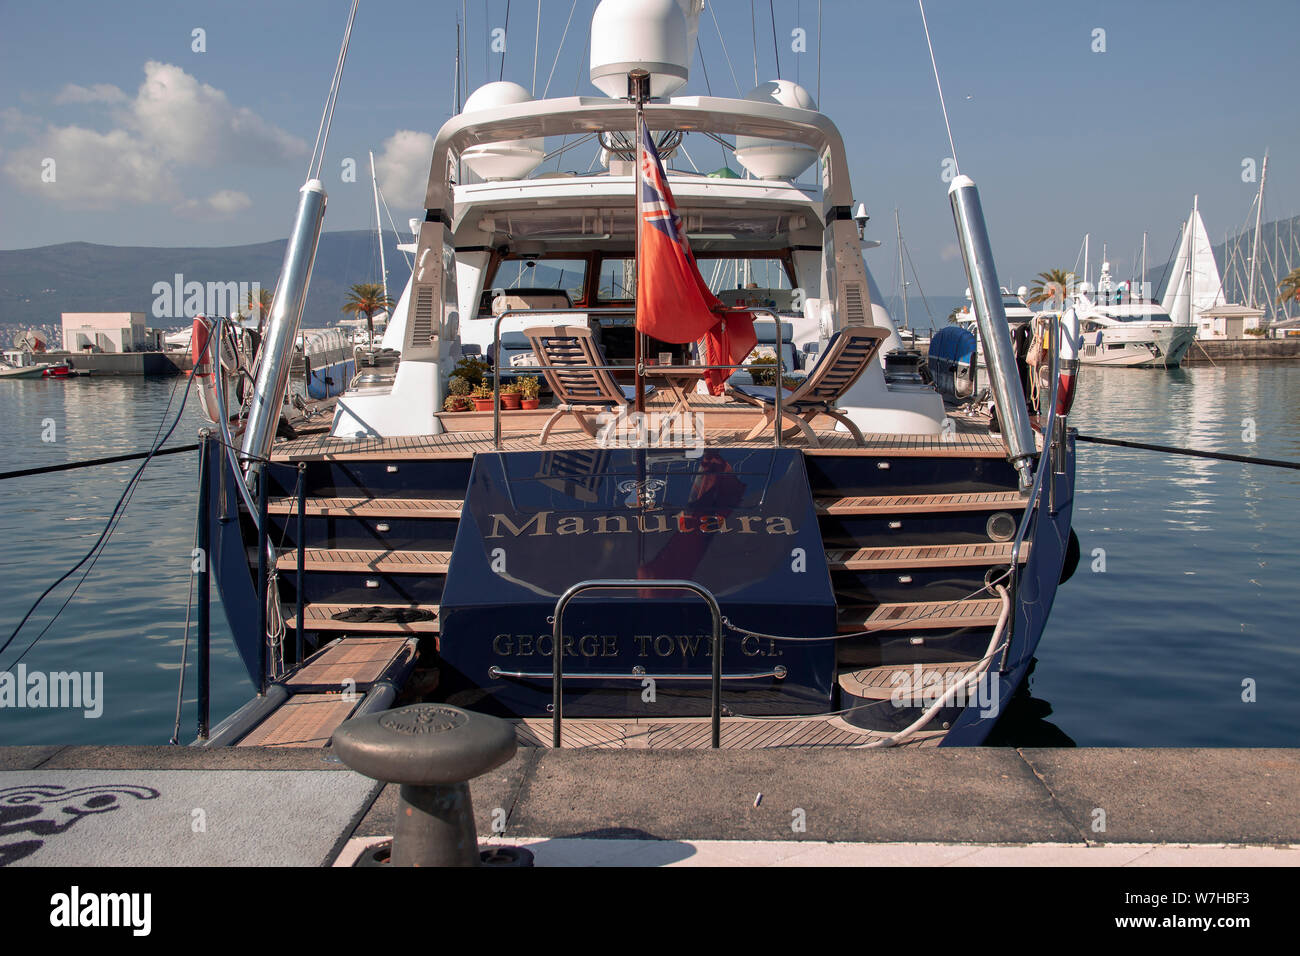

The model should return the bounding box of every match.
[1,744,1295,866]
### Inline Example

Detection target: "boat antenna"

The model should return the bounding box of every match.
[750,0,759,86]
[307,0,361,181]
[917,0,960,176]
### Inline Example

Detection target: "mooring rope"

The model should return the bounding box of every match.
[1076,433,1300,470]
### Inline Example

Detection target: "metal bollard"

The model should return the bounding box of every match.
[332,703,531,867]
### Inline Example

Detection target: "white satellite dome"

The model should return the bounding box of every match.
[1016,285,1028,298]
[460,82,545,181]
[590,0,701,99]
[733,80,819,180]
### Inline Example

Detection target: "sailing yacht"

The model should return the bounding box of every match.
[193,0,1077,751]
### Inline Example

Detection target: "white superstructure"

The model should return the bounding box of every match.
[331,0,944,439]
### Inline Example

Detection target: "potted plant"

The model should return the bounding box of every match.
[471,383,496,411]
[500,381,523,410]
[443,394,472,413]
[518,375,541,409]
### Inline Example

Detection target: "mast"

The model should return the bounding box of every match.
[1083,234,1089,289]
[895,209,910,331]
[369,151,388,312]
[1247,151,1268,308]
[1141,232,1147,302]
[1189,195,1196,329]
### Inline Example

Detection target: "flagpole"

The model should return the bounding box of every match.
[631,69,649,413]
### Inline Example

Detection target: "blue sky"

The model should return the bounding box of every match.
[2,0,1297,296]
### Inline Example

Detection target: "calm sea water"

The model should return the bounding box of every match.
[1,365,1297,746]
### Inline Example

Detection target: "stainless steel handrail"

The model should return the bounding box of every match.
[490,665,785,681]
[1003,311,1064,671]
[487,306,787,450]
[549,579,724,749]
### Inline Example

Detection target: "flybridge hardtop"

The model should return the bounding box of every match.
[192,0,1077,753]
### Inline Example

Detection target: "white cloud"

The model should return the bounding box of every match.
[940,243,961,262]
[175,189,253,219]
[3,62,306,209]
[55,83,128,105]
[130,61,305,166]
[3,125,174,208]
[375,130,434,210]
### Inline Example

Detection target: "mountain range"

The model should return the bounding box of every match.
[2,213,1295,333]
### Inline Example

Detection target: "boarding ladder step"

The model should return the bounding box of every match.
[836,597,1005,633]
[837,661,985,700]
[286,602,441,635]
[267,496,464,518]
[275,548,451,574]
[825,541,1028,571]
[816,490,1028,515]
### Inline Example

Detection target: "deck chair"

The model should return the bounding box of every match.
[523,325,655,444]
[726,326,890,447]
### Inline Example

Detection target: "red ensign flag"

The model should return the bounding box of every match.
[635,125,756,394]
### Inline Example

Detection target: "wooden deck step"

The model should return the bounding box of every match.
[267,496,463,519]
[817,491,1028,515]
[837,597,1004,633]
[236,693,359,748]
[826,541,1028,571]
[282,637,417,692]
[276,548,450,574]
[287,602,441,635]
[513,717,946,749]
[838,661,983,700]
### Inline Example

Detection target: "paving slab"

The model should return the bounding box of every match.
[38,745,351,771]
[507,749,1079,843]
[0,769,377,867]
[0,747,65,770]
[1019,748,1300,844]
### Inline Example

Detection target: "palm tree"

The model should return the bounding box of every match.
[246,287,273,328]
[342,282,395,344]
[1277,267,1300,305]
[1027,269,1075,309]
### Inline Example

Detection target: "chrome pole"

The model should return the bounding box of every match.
[242,179,328,483]
[949,175,1036,488]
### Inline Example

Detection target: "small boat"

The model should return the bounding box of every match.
[0,361,52,379]
[42,363,73,378]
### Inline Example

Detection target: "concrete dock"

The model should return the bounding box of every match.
[2,746,1296,866]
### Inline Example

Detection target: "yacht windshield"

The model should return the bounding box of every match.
[493,258,587,298]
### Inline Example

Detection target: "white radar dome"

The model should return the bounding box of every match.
[734,80,819,180]
[460,82,545,181]
[590,0,702,99]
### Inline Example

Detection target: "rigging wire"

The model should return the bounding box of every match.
[531,0,541,95]
[1,371,196,663]
[708,1,744,96]
[308,0,361,181]
[917,0,959,176]
[542,0,580,98]
[499,0,511,81]
[768,0,781,80]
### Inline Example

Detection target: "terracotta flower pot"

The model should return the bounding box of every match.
[520,397,540,410]
[472,397,495,411]
[500,392,522,410]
